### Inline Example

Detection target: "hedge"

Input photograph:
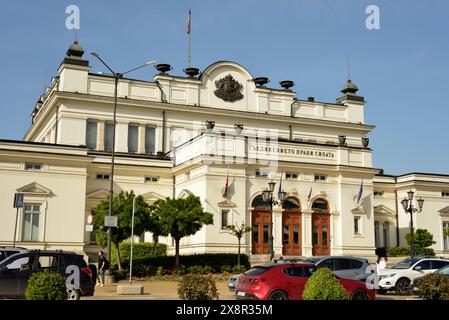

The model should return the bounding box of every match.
[111,242,167,267]
[25,270,68,300]
[376,246,435,257]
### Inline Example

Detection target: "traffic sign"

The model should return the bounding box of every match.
[13,193,24,208]
[85,224,93,232]
[104,215,118,228]
[87,214,93,225]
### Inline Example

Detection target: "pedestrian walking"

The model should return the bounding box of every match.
[97,251,110,286]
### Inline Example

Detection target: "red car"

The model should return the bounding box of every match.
[235,262,375,300]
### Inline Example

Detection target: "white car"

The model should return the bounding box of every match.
[0,247,29,269]
[377,257,449,295]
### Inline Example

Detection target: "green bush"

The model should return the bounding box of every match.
[186,265,213,274]
[156,266,165,276]
[405,229,436,248]
[303,268,348,300]
[25,270,68,300]
[418,273,449,300]
[178,274,219,300]
[386,246,435,257]
[174,265,188,276]
[221,265,232,273]
[232,265,247,274]
[111,242,167,267]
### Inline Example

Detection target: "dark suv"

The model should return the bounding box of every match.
[0,250,96,300]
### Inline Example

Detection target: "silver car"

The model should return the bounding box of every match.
[304,256,373,281]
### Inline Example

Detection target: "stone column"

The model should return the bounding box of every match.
[273,206,283,257]
[302,210,313,257]
[97,120,105,151]
[138,124,145,154]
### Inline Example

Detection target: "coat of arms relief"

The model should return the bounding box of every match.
[214,74,244,102]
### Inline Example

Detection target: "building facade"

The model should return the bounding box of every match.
[1,41,449,261]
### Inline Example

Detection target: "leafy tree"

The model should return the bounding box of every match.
[405,229,436,249]
[226,223,251,268]
[93,191,154,271]
[149,195,213,266]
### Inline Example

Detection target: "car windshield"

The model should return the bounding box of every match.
[391,258,419,269]
[244,265,274,276]
[437,265,449,276]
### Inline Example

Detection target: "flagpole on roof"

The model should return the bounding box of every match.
[187,9,191,67]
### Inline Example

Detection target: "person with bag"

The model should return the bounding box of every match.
[97,251,110,286]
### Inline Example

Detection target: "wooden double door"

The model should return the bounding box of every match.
[312,211,330,256]
[251,209,271,254]
[282,210,302,256]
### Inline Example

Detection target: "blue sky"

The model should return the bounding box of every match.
[0,0,448,175]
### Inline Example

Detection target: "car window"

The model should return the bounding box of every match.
[284,266,316,277]
[437,265,449,276]
[392,258,419,269]
[34,255,60,270]
[244,266,272,276]
[319,258,334,270]
[7,255,34,271]
[350,259,363,269]
[415,260,432,270]
[335,258,352,271]
[432,260,449,270]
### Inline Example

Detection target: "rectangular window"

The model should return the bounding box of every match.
[23,204,40,241]
[285,172,298,180]
[252,225,259,245]
[255,169,268,177]
[128,123,139,153]
[25,163,43,171]
[312,226,318,245]
[322,225,328,246]
[96,174,110,180]
[145,176,159,183]
[314,174,327,182]
[221,210,229,230]
[442,192,449,198]
[104,122,114,152]
[263,224,269,244]
[145,126,156,155]
[354,217,361,235]
[85,120,97,149]
[283,226,289,244]
[374,191,384,198]
[293,225,299,245]
[443,222,449,251]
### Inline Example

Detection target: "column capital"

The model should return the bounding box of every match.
[302,209,314,215]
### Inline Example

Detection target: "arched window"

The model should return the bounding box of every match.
[282,197,300,210]
[312,198,329,213]
[251,195,270,208]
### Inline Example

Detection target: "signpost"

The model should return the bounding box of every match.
[104,215,118,228]
[13,193,24,247]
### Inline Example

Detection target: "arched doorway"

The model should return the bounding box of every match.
[282,197,302,256]
[311,199,330,256]
[251,195,271,254]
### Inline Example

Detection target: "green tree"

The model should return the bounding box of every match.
[226,223,251,268]
[93,191,154,271]
[405,229,436,249]
[149,195,213,266]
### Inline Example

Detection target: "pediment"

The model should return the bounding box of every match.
[439,206,449,215]
[141,191,166,203]
[217,199,237,208]
[17,182,52,196]
[178,189,193,199]
[351,205,366,215]
[374,205,396,216]
[86,189,110,199]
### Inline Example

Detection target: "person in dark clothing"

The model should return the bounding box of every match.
[97,251,110,286]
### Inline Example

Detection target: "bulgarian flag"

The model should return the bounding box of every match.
[186,9,191,34]
[222,166,229,197]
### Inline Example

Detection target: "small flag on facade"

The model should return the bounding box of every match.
[186,9,191,34]
[307,186,313,202]
[357,179,364,204]
[222,166,229,197]
[278,173,283,194]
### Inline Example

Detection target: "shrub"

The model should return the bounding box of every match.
[221,265,232,273]
[232,265,247,274]
[302,268,348,300]
[156,266,165,276]
[405,229,436,248]
[174,265,187,276]
[111,242,167,267]
[25,270,68,300]
[178,274,219,300]
[386,246,435,257]
[187,265,213,274]
[418,273,449,300]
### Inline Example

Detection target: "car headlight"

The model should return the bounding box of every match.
[379,273,396,280]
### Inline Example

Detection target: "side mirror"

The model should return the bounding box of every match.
[414,265,422,271]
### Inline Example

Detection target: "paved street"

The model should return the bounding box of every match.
[83,280,417,300]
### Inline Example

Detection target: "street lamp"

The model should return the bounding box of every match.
[401,190,424,257]
[261,180,286,261]
[89,52,156,267]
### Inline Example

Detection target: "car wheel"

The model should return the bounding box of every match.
[395,278,411,295]
[268,290,289,300]
[67,288,81,300]
[350,289,369,300]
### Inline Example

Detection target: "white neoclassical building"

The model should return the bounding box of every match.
[1,41,449,261]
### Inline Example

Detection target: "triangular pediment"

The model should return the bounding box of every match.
[141,191,166,203]
[374,205,396,216]
[217,199,237,208]
[351,205,366,215]
[439,206,449,215]
[178,189,193,199]
[17,182,52,196]
[86,189,110,199]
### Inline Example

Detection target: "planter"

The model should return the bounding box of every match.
[253,77,269,87]
[155,64,172,74]
[234,124,244,135]
[362,137,369,148]
[338,135,346,146]
[279,80,295,90]
[184,67,200,77]
[206,120,215,130]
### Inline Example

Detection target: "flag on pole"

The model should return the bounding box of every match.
[278,173,283,195]
[222,166,229,197]
[186,9,191,34]
[357,179,364,204]
[307,186,313,202]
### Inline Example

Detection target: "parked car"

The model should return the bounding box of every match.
[235,262,375,300]
[377,256,449,295]
[304,256,373,281]
[0,250,96,300]
[0,247,29,268]
[411,264,449,294]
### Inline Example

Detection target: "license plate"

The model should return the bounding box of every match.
[237,291,245,297]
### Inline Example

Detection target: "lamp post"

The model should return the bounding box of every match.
[400,190,424,257]
[89,52,156,267]
[262,180,286,261]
